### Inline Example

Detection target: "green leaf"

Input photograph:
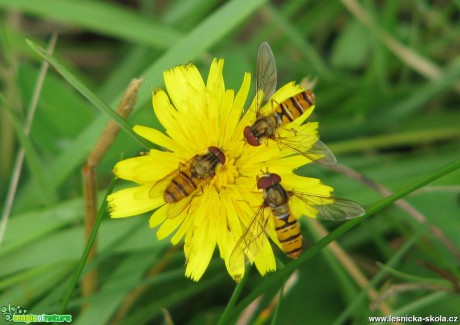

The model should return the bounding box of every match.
[331,21,371,69]
[0,0,181,49]
[0,99,58,205]
[26,39,152,150]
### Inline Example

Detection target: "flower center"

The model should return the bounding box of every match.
[213,158,239,189]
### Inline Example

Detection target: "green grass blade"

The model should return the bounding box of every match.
[134,0,269,107]
[263,4,332,79]
[60,174,116,314]
[332,232,422,325]
[330,127,460,154]
[392,291,450,316]
[0,99,58,205]
[73,252,164,325]
[218,265,252,325]
[270,275,287,325]
[26,39,151,150]
[0,0,181,49]
[372,64,460,124]
[119,275,224,325]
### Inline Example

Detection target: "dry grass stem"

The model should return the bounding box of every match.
[307,219,396,320]
[111,246,178,325]
[82,78,143,301]
[371,282,453,311]
[327,163,460,263]
[0,32,58,247]
[341,0,460,92]
[236,272,299,325]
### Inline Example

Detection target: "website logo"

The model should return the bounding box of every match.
[1,303,72,323]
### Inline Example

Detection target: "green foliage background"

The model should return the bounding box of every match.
[1,0,459,324]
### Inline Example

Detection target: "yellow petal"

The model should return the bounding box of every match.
[218,89,235,145]
[277,121,318,140]
[217,190,241,260]
[156,210,186,240]
[237,92,259,135]
[253,235,276,276]
[133,125,184,154]
[164,63,206,114]
[282,174,333,194]
[207,59,225,102]
[152,89,179,137]
[285,105,316,127]
[184,193,216,281]
[233,73,251,117]
[170,210,194,245]
[108,185,163,218]
[227,72,250,143]
[113,151,181,184]
[152,90,199,155]
[149,204,168,228]
[284,174,334,219]
[264,155,311,174]
[290,196,320,218]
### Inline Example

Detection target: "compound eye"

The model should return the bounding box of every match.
[244,126,261,146]
[257,173,282,189]
[270,173,282,184]
[208,146,226,165]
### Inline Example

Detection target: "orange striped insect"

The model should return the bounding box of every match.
[149,146,225,203]
[244,42,336,165]
[230,173,365,276]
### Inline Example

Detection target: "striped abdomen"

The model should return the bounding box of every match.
[273,210,303,259]
[272,90,315,127]
[163,147,225,203]
[244,90,316,146]
[163,168,200,203]
[262,180,303,259]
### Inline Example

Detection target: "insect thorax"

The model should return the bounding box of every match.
[192,153,219,178]
[264,184,289,208]
[252,115,278,139]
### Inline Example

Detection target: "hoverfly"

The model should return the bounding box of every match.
[244,42,336,165]
[149,146,226,204]
[230,173,365,273]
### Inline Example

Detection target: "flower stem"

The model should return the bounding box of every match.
[60,174,117,314]
[218,264,252,325]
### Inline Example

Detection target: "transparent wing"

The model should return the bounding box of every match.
[274,133,337,166]
[229,204,271,276]
[163,182,208,219]
[307,140,337,165]
[315,197,365,220]
[147,158,195,199]
[256,41,277,109]
[147,157,210,220]
[290,191,365,221]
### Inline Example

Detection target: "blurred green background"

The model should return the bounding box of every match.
[1,0,460,324]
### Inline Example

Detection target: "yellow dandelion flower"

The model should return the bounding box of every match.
[107,57,362,282]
